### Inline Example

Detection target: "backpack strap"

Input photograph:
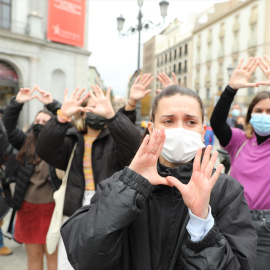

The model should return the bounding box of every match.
[228,139,248,175]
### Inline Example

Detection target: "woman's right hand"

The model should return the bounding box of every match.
[228,57,258,90]
[59,88,89,119]
[15,87,38,104]
[129,129,172,186]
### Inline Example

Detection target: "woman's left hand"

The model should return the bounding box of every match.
[85,85,115,119]
[166,145,223,219]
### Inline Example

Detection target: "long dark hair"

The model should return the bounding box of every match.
[16,109,52,164]
[245,91,270,138]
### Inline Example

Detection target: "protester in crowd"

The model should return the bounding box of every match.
[211,56,270,269]
[61,84,257,270]
[0,116,13,256]
[227,103,242,127]
[235,115,246,130]
[2,87,58,270]
[36,74,152,270]
[203,116,214,147]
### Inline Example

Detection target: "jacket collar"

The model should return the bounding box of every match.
[157,161,193,185]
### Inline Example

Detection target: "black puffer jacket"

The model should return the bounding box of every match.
[61,163,257,270]
[36,108,142,217]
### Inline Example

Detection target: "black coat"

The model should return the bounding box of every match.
[61,164,257,270]
[36,108,142,217]
[0,119,8,166]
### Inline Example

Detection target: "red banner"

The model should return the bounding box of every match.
[47,0,85,47]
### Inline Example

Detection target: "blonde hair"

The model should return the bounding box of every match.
[72,97,90,133]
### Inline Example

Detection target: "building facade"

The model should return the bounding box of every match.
[142,19,194,101]
[0,0,90,126]
[192,0,270,114]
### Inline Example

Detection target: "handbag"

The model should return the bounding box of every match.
[46,143,77,254]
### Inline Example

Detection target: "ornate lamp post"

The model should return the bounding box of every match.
[117,0,169,126]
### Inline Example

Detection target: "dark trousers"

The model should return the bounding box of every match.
[251,210,270,270]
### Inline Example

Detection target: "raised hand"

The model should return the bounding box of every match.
[127,74,153,107]
[166,145,223,219]
[257,55,270,86]
[59,88,89,120]
[228,58,258,90]
[129,129,171,186]
[15,86,38,104]
[35,86,53,105]
[156,72,177,93]
[85,85,115,119]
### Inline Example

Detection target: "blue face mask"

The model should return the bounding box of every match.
[231,109,240,118]
[250,113,270,136]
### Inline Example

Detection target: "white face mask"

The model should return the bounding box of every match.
[160,127,205,164]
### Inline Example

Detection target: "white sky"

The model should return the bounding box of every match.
[88,0,231,97]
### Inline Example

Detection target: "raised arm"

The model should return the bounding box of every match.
[2,87,38,150]
[211,58,258,147]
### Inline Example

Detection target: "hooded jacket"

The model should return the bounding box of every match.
[36,108,142,217]
[61,163,257,270]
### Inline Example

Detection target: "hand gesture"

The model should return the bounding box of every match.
[85,85,115,119]
[129,129,171,186]
[228,58,258,90]
[60,88,89,119]
[166,145,223,219]
[257,55,270,86]
[15,86,38,104]
[35,86,53,105]
[156,72,177,93]
[129,74,153,104]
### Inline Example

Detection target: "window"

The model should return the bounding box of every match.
[174,49,177,60]
[173,64,176,73]
[178,78,181,85]
[0,0,11,29]
[169,51,172,62]
[184,60,187,72]
[178,62,182,74]
[179,47,182,57]
[157,58,159,67]
[184,44,188,55]
[184,76,187,87]
[165,54,167,64]
[206,88,210,99]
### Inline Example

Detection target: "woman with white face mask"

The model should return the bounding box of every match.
[60,84,256,270]
[211,56,270,270]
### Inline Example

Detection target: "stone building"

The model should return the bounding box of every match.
[0,0,90,126]
[192,0,270,114]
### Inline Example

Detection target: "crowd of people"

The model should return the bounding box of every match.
[0,56,270,270]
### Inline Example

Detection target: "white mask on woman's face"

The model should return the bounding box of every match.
[159,127,205,164]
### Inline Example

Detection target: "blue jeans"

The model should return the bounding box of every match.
[251,210,270,270]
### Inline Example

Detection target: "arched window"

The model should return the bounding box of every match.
[0,61,19,109]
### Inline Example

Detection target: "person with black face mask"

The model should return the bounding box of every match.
[36,74,152,270]
[2,86,58,270]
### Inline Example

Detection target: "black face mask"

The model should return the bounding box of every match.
[85,112,106,130]
[33,124,44,138]
[236,124,244,130]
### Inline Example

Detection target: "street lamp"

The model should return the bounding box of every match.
[117,0,169,126]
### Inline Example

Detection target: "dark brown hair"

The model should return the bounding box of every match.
[245,91,270,138]
[16,109,52,164]
[151,84,205,122]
